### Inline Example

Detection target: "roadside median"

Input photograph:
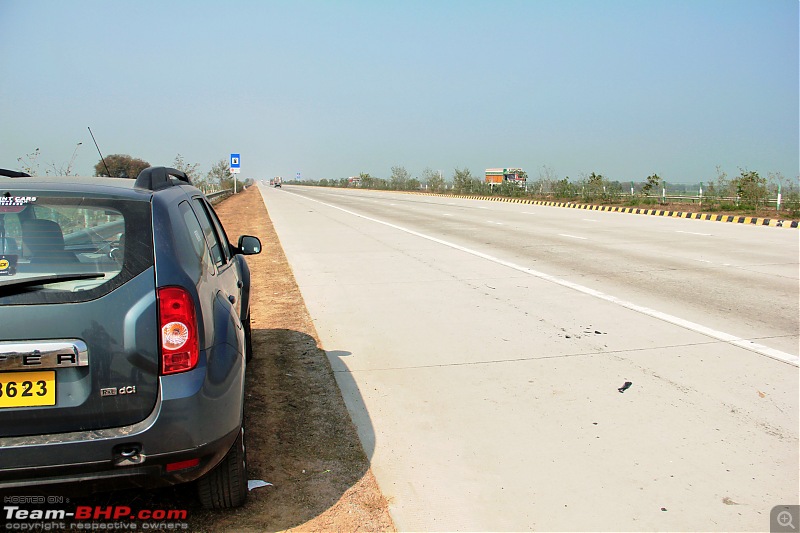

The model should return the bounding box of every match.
[204,186,395,532]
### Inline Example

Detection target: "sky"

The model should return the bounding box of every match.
[1,0,797,185]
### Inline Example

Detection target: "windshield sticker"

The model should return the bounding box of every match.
[0,255,18,276]
[0,195,37,206]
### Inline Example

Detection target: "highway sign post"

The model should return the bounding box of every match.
[230,153,240,193]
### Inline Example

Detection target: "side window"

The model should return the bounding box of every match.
[178,201,212,272]
[197,199,231,262]
[191,199,225,268]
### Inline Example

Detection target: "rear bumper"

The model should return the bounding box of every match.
[0,350,245,489]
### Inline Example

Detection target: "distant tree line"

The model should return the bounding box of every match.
[14,148,798,216]
[91,154,248,190]
[300,165,800,217]
[14,147,249,191]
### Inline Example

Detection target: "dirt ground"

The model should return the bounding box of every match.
[200,186,395,532]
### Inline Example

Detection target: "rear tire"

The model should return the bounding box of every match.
[197,426,248,509]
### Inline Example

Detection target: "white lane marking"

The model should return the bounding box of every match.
[583,219,598,222]
[487,221,504,225]
[284,190,799,367]
[693,259,712,264]
[442,213,454,217]
[476,206,489,210]
[559,234,587,240]
[677,230,712,236]
[522,211,536,215]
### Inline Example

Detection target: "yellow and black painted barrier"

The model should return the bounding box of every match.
[409,192,799,228]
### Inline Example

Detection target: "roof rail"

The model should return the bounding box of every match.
[0,169,32,178]
[134,167,191,191]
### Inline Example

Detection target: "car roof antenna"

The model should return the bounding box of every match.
[88,126,112,177]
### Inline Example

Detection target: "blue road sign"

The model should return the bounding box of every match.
[230,154,241,168]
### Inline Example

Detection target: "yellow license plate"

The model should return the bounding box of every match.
[0,371,56,408]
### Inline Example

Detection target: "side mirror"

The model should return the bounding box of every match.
[237,235,261,255]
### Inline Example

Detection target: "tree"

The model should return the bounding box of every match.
[172,154,201,183]
[17,148,44,176]
[776,174,800,216]
[714,166,732,197]
[423,168,445,192]
[767,171,787,197]
[536,166,558,196]
[553,177,575,199]
[94,154,150,178]
[583,172,607,201]
[606,180,623,200]
[732,168,767,209]
[16,144,83,176]
[452,167,474,194]
[390,166,411,190]
[46,143,83,176]
[642,173,661,196]
[359,172,377,189]
[206,158,230,188]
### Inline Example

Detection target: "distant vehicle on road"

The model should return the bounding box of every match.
[485,168,527,188]
[0,166,262,509]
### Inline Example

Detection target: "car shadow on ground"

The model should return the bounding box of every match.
[0,328,380,532]
[217,327,380,531]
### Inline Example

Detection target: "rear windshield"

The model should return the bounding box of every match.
[0,193,153,305]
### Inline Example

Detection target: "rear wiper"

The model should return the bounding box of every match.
[0,273,105,295]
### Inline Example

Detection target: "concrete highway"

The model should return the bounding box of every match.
[257,183,798,531]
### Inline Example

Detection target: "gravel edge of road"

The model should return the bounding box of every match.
[201,186,396,532]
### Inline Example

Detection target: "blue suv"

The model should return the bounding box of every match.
[0,167,261,508]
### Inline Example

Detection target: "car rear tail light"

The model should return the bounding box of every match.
[158,287,198,375]
[166,458,200,472]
